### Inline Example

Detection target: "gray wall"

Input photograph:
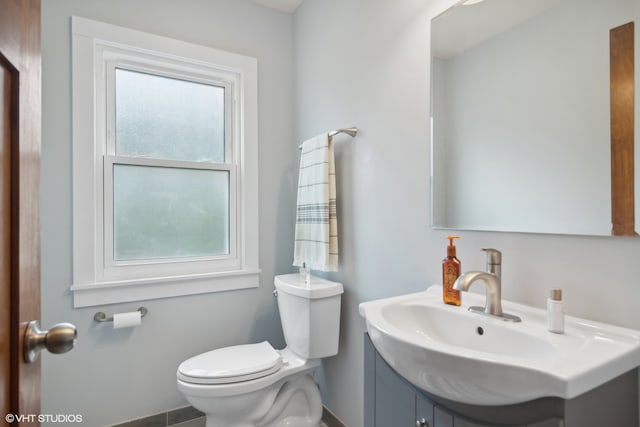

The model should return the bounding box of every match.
[41,1,640,426]
[41,1,295,425]
[293,0,640,426]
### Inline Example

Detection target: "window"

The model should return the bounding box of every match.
[70,17,259,307]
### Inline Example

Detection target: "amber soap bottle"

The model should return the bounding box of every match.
[442,235,461,306]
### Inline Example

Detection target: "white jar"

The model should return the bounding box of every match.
[547,288,564,334]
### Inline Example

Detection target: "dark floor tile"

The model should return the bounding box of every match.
[168,406,204,425]
[110,413,166,427]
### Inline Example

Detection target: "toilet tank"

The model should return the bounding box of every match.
[274,274,343,359]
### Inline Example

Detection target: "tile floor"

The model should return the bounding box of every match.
[112,405,337,427]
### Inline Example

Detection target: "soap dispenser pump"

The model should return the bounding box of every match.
[442,235,461,306]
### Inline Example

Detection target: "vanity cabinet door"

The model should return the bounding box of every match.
[452,413,561,427]
[451,415,490,427]
[416,393,434,427]
[527,419,563,427]
[433,406,453,427]
[453,414,524,427]
[374,350,416,426]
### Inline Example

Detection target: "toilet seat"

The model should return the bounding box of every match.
[177,347,320,398]
[177,341,282,385]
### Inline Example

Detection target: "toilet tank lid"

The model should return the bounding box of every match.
[274,274,344,299]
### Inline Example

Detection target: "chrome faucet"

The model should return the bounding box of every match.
[453,248,521,322]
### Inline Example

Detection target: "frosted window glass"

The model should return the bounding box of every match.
[113,164,229,261]
[115,69,225,162]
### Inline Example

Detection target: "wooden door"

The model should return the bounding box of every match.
[0,0,42,423]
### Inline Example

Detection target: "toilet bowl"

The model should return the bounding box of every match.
[176,274,343,427]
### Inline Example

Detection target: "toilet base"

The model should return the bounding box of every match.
[184,370,323,427]
[254,373,322,427]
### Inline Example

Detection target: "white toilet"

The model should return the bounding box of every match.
[177,274,343,427]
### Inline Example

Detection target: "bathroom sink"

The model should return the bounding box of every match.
[359,286,640,405]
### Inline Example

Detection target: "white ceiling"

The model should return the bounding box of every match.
[250,0,304,13]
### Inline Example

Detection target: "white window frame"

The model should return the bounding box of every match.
[70,17,260,307]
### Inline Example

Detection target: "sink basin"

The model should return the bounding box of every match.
[359,286,640,405]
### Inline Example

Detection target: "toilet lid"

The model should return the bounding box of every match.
[177,341,282,385]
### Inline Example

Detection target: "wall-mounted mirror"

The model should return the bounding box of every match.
[430,0,638,236]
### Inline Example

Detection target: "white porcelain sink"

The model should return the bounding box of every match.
[359,285,640,406]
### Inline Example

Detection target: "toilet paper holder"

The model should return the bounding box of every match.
[93,307,148,323]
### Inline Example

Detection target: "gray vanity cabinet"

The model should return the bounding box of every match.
[364,333,636,427]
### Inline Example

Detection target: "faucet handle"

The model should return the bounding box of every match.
[482,248,501,265]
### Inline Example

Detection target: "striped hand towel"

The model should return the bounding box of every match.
[293,133,338,272]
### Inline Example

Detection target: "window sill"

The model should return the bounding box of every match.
[70,269,261,307]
